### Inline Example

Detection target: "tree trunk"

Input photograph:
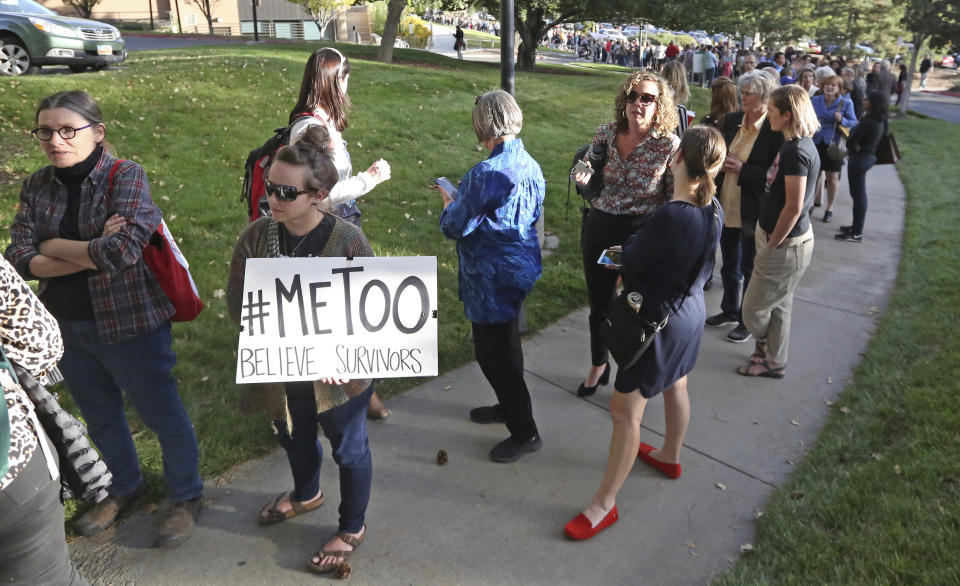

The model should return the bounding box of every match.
[898,33,925,118]
[378,0,407,64]
[514,5,545,72]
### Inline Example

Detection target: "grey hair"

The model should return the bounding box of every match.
[841,66,855,76]
[472,90,523,142]
[737,70,778,101]
[880,59,891,71]
[814,65,835,85]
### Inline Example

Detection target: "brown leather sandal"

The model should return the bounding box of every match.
[749,341,768,365]
[308,526,366,574]
[737,359,786,379]
[257,490,323,525]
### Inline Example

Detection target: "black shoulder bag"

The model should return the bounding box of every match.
[601,200,720,370]
[565,141,608,220]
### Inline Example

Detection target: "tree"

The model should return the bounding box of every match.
[895,0,960,115]
[377,0,407,63]
[185,0,220,35]
[288,0,355,40]
[63,0,102,19]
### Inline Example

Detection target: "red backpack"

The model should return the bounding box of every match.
[241,112,316,221]
[109,160,204,322]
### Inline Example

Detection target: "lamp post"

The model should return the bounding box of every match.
[252,0,259,41]
[500,0,514,95]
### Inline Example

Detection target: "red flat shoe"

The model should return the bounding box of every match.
[637,443,682,479]
[564,506,619,540]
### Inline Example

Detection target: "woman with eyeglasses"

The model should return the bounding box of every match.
[4,90,203,547]
[227,126,376,574]
[572,71,680,398]
[435,90,545,464]
[287,47,393,420]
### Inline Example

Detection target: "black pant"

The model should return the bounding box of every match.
[0,437,88,586]
[472,318,538,440]
[848,153,876,234]
[581,208,649,366]
[718,226,756,326]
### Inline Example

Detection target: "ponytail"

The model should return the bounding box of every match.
[678,126,726,206]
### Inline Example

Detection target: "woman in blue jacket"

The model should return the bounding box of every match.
[811,75,857,223]
[436,90,545,464]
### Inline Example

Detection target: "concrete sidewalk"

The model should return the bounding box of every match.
[69,164,905,585]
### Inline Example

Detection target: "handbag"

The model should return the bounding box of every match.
[108,160,204,321]
[827,120,849,161]
[876,131,901,165]
[600,200,720,370]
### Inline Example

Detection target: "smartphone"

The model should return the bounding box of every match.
[571,159,594,176]
[434,177,458,198]
[597,248,622,268]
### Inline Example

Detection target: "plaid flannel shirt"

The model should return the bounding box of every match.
[5,149,174,344]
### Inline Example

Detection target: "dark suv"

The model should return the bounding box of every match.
[1,0,126,75]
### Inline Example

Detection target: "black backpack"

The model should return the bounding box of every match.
[241,112,316,221]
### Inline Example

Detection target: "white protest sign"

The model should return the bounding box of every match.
[236,256,438,384]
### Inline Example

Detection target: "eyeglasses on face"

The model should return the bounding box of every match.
[30,123,94,141]
[626,91,658,104]
[264,179,310,202]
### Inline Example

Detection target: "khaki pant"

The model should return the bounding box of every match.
[742,225,814,365]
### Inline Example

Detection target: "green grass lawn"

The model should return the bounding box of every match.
[0,46,704,520]
[714,116,960,584]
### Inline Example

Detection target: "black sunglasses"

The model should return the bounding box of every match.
[626,91,658,104]
[264,180,310,202]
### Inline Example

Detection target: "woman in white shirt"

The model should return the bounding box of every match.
[287,47,393,419]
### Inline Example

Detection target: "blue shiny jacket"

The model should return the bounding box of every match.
[812,94,858,146]
[439,139,545,324]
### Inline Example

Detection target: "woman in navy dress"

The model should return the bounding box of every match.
[565,126,725,541]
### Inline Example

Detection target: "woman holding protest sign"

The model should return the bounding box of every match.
[4,90,203,547]
[227,126,376,574]
[288,47,392,420]
[435,90,546,464]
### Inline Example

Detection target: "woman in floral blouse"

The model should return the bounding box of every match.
[573,71,680,397]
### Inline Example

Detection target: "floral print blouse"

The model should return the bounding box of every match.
[589,122,679,216]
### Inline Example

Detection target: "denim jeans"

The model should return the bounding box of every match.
[277,383,373,534]
[58,321,202,502]
[718,226,756,326]
[847,153,876,234]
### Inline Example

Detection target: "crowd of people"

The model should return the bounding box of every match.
[1,38,893,581]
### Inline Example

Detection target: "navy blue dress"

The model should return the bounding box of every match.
[615,200,722,397]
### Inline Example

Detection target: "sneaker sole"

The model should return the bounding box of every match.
[490,440,542,464]
[705,319,738,328]
[726,334,753,344]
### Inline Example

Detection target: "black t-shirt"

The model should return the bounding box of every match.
[758,137,819,238]
[277,213,335,258]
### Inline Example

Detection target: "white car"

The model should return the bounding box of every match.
[622,26,640,37]
[591,28,627,43]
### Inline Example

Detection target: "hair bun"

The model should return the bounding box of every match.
[297,125,333,156]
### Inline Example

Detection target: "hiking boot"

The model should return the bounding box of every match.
[155,497,203,548]
[75,483,145,536]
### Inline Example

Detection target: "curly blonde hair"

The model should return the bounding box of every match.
[614,70,678,137]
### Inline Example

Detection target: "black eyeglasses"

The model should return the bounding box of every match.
[264,180,310,202]
[626,91,658,104]
[30,123,94,141]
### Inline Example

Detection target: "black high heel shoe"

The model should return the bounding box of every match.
[576,362,610,397]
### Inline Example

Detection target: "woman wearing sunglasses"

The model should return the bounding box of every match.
[227,126,376,574]
[572,71,680,398]
[287,47,392,420]
[4,90,203,546]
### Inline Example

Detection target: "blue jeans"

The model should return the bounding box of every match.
[848,153,876,234]
[718,226,756,326]
[58,321,202,502]
[277,383,373,534]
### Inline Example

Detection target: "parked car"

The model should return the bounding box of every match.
[940,54,955,68]
[591,28,627,43]
[0,0,125,76]
[855,43,876,55]
[797,37,821,54]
